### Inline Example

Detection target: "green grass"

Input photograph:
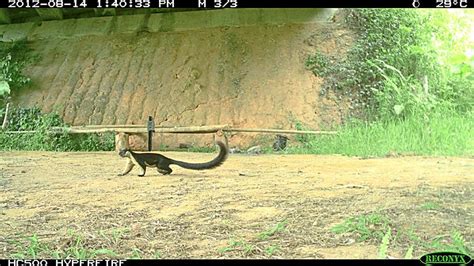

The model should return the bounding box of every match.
[130,248,142,259]
[264,245,280,256]
[218,221,288,257]
[331,213,390,242]
[333,213,472,258]
[184,146,216,153]
[258,220,288,240]
[8,230,165,259]
[218,238,254,254]
[11,232,118,259]
[378,227,392,258]
[428,231,471,256]
[377,228,415,259]
[419,202,442,211]
[289,112,473,157]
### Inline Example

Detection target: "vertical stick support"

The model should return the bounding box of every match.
[147,116,155,151]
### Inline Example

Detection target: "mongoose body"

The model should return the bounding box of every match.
[118,141,228,176]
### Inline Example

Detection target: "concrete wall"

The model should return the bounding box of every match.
[0,9,336,42]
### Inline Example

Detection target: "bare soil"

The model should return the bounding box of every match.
[16,20,354,148]
[0,151,473,259]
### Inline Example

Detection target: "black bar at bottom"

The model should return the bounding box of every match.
[0,259,431,266]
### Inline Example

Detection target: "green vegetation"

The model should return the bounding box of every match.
[332,213,472,258]
[419,202,442,211]
[10,229,165,259]
[0,41,114,152]
[0,40,34,101]
[219,221,288,257]
[331,213,390,242]
[0,106,114,151]
[378,228,415,259]
[303,9,473,157]
[288,112,473,157]
[430,230,471,256]
[264,245,280,256]
[11,233,116,259]
[378,227,392,258]
[218,239,256,255]
[258,220,288,240]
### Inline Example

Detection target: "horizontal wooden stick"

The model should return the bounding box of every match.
[4,125,337,135]
[53,125,231,134]
[225,128,338,135]
[79,124,229,129]
[59,127,147,134]
[80,124,147,128]
[3,130,39,134]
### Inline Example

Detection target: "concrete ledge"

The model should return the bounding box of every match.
[115,14,147,34]
[237,9,263,26]
[174,11,212,31]
[148,12,179,32]
[74,17,114,37]
[30,19,76,40]
[148,8,336,33]
[0,9,337,41]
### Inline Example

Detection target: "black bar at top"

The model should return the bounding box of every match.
[2,0,473,8]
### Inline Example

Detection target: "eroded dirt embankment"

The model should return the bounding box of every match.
[15,12,354,148]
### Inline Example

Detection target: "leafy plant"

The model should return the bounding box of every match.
[378,228,392,258]
[428,230,472,256]
[377,229,416,259]
[0,41,36,107]
[331,213,390,242]
[420,202,442,211]
[218,238,248,254]
[218,221,289,257]
[130,248,142,259]
[0,80,10,96]
[404,246,414,259]
[154,251,162,259]
[306,9,473,121]
[305,52,332,78]
[258,220,288,240]
[0,106,114,151]
[264,245,279,256]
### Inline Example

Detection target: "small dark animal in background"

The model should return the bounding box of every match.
[273,134,289,151]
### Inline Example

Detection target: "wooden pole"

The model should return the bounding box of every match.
[3,130,38,134]
[147,116,155,151]
[224,128,338,135]
[81,124,148,128]
[1,102,10,130]
[54,125,230,134]
[54,127,147,134]
[9,125,337,136]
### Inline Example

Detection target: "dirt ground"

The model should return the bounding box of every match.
[0,151,473,259]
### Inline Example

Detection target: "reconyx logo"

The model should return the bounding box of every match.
[420,251,472,265]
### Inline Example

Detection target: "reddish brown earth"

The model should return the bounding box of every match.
[15,18,354,148]
[1,151,472,258]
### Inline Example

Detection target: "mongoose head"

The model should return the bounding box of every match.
[118,149,131,158]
